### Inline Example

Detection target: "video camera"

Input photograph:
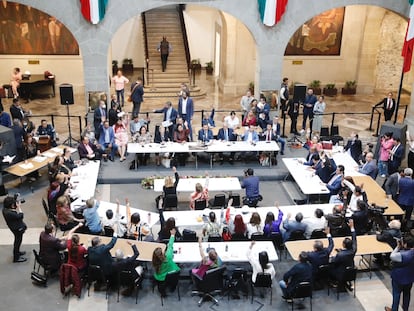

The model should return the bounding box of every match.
[368,203,387,215]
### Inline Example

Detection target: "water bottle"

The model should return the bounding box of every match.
[225,244,228,252]
[220,206,224,224]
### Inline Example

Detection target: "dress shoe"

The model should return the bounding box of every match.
[18,251,26,256]
[280,151,284,155]
[13,257,27,263]
[109,156,114,162]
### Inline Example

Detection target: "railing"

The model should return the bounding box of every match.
[141,12,150,87]
[177,4,191,72]
[30,114,83,139]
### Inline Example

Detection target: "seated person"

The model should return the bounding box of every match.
[323,165,345,196]
[47,179,69,215]
[78,136,102,160]
[173,123,190,166]
[158,210,182,242]
[242,125,259,145]
[62,147,79,171]
[326,205,348,236]
[358,152,377,179]
[67,229,88,273]
[272,116,286,155]
[101,199,126,237]
[56,195,84,231]
[315,153,337,184]
[201,107,215,128]
[242,110,257,127]
[246,212,263,239]
[375,219,402,266]
[217,122,237,164]
[83,197,103,234]
[256,97,270,130]
[279,251,312,301]
[202,211,221,240]
[190,175,209,210]
[350,200,369,235]
[305,227,333,282]
[197,123,213,144]
[301,145,318,166]
[247,241,276,284]
[345,185,368,213]
[282,212,307,242]
[36,119,57,147]
[303,208,326,239]
[152,229,181,296]
[224,111,240,129]
[263,205,283,237]
[24,134,40,180]
[98,120,119,162]
[156,167,179,208]
[133,125,152,166]
[130,114,149,137]
[229,214,246,238]
[192,236,222,280]
[125,201,152,241]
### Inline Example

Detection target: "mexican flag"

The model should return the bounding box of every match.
[402,0,414,72]
[258,0,288,27]
[80,0,108,25]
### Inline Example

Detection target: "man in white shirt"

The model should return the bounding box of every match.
[303,208,326,239]
[224,111,240,129]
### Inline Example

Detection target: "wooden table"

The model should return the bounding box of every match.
[173,241,278,263]
[352,175,404,217]
[77,233,165,262]
[4,145,76,180]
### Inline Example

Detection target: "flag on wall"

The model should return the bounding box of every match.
[80,0,108,24]
[402,1,414,72]
[258,0,288,27]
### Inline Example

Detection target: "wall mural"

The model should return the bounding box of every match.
[285,7,345,56]
[0,1,79,55]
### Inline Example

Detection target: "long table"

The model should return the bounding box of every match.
[153,177,241,193]
[77,233,165,262]
[4,145,76,180]
[173,241,278,263]
[127,141,279,168]
[69,160,100,201]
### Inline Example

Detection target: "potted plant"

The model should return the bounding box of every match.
[342,80,357,95]
[309,80,321,95]
[205,61,214,75]
[191,59,201,74]
[122,58,133,74]
[323,83,337,96]
[112,60,118,75]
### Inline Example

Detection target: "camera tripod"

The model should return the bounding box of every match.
[62,103,80,147]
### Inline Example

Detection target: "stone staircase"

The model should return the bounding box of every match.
[144,6,205,98]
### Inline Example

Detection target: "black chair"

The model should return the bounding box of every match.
[287,230,306,241]
[87,265,110,299]
[207,233,222,242]
[163,194,178,211]
[320,126,330,139]
[333,266,357,300]
[194,199,207,210]
[157,270,180,306]
[250,233,268,241]
[291,281,312,311]
[103,226,114,237]
[231,233,248,241]
[314,264,330,291]
[41,198,53,223]
[330,125,343,145]
[310,229,326,239]
[191,266,226,306]
[209,194,226,209]
[228,193,241,208]
[250,273,272,305]
[226,268,248,300]
[269,232,285,260]
[31,249,51,287]
[116,270,142,304]
[182,229,198,242]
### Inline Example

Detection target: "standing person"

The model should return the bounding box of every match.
[375,92,396,122]
[111,70,129,107]
[177,91,194,141]
[157,36,172,72]
[384,237,414,311]
[11,119,25,162]
[153,101,177,141]
[130,77,144,116]
[312,95,326,133]
[93,100,107,138]
[286,100,300,135]
[388,138,404,175]
[406,130,414,172]
[397,168,414,223]
[301,88,317,134]
[344,132,362,162]
[240,90,253,120]
[378,132,394,178]
[2,195,27,263]
[10,67,22,98]
[279,77,289,115]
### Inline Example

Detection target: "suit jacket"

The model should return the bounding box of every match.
[391,249,414,285]
[131,82,144,103]
[39,231,67,270]
[330,230,357,279]
[283,262,312,296]
[260,129,276,141]
[358,160,377,179]
[177,97,194,119]
[376,97,396,114]
[217,128,236,141]
[10,104,25,121]
[78,141,99,159]
[93,107,106,132]
[88,236,117,276]
[98,125,116,145]
[154,107,178,123]
[287,101,299,117]
[397,177,414,206]
[112,244,140,277]
[389,143,404,171]
[376,228,401,249]
[384,172,401,200]
[242,130,259,143]
[306,235,334,275]
[282,220,307,241]
[197,129,213,142]
[2,208,26,232]
[352,209,368,235]
[344,139,362,162]
[326,174,343,195]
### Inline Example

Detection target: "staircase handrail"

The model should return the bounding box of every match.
[177,4,191,72]
[141,12,150,84]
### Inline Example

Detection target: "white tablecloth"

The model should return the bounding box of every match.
[69,160,100,201]
[153,177,241,192]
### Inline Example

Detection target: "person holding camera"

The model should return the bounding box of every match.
[241,168,262,207]
[385,237,414,311]
[2,194,27,263]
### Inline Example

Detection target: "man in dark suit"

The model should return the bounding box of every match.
[306,227,333,282]
[301,88,317,133]
[397,168,414,221]
[88,232,118,284]
[324,165,344,196]
[130,78,144,116]
[217,122,236,164]
[177,91,194,141]
[286,100,300,135]
[375,92,396,121]
[197,123,213,143]
[153,101,177,141]
[78,136,102,160]
[279,251,312,301]
[329,219,357,283]
[388,138,404,175]
[9,98,26,121]
[112,241,142,296]
[93,100,107,139]
[384,169,404,201]
[282,212,307,241]
[2,195,27,263]
[344,132,362,162]
[98,121,118,161]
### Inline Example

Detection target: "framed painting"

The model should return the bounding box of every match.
[285,7,345,56]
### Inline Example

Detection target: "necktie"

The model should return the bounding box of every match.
[267,131,271,141]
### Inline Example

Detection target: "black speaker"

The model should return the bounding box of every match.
[59,83,74,105]
[374,122,407,160]
[0,125,17,158]
[293,84,306,103]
